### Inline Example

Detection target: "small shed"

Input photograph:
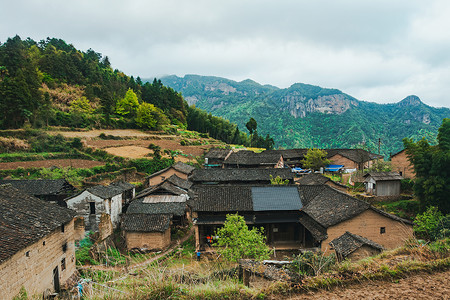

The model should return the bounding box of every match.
[364,172,403,196]
[330,231,384,261]
[122,214,172,251]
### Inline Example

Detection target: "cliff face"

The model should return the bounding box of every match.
[280,93,359,118]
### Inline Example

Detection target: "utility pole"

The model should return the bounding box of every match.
[378,138,381,155]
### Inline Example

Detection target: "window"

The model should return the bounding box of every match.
[380,227,386,234]
[61,224,65,233]
[26,251,30,257]
[43,241,46,246]
[62,242,67,252]
[90,202,96,214]
[61,258,66,271]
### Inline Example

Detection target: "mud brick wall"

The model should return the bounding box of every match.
[322,209,413,254]
[148,169,188,187]
[391,150,415,179]
[0,219,76,299]
[125,228,170,250]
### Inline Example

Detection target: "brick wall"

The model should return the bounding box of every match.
[322,209,413,254]
[0,219,76,299]
[125,229,171,250]
[329,154,358,169]
[347,245,381,262]
[391,150,415,179]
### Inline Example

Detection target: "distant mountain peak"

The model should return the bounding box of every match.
[398,95,423,107]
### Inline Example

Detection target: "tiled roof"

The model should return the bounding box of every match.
[364,172,403,181]
[127,198,186,216]
[330,231,384,257]
[191,185,253,212]
[109,181,135,191]
[262,149,308,160]
[87,185,124,199]
[298,212,328,241]
[296,173,330,185]
[147,162,195,179]
[205,148,232,160]
[299,185,370,228]
[0,184,76,263]
[190,168,294,183]
[136,181,188,198]
[0,179,76,196]
[166,174,192,190]
[223,150,282,166]
[122,214,171,232]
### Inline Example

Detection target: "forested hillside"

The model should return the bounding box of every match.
[160,75,450,157]
[0,36,272,148]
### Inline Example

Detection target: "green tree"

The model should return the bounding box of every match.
[135,102,168,130]
[214,213,271,262]
[69,96,93,114]
[404,118,450,213]
[115,88,139,116]
[414,206,450,241]
[301,148,331,171]
[270,175,289,185]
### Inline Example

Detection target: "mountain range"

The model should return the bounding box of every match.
[156,75,450,157]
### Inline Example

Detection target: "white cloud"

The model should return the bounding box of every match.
[0,0,449,107]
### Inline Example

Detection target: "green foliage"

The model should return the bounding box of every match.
[12,287,28,300]
[245,117,257,135]
[39,167,84,186]
[301,148,330,170]
[128,158,174,174]
[135,102,169,130]
[116,88,139,116]
[270,175,289,185]
[214,214,271,262]
[367,160,392,172]
[76,234,98,265]
[414,206,450,241]
[69,96,93,114]
[404,118,450,213]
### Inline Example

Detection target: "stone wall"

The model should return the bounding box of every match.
[125,229,171,250]
[0,219,76,299]
[322,209,413,254]
[391,150,415,179]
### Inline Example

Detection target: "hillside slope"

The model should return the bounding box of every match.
[159,75,450,157]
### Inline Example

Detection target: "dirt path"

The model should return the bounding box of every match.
[0,159,105,170]
[287,270,450,300]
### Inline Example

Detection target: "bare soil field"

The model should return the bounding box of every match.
[0,159,105,170]
[287,270,450,300]
[49,129,157,138]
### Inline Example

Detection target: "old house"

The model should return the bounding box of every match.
[298,184,413,253]
[204,148,232,168]
[190,168,294,185]
[146,162,195,187]
[223,150,284,168]
[0,184,77,298]
[190,185,313,250]
[390,149,415,178]
[0,179,76,207]
[363,172,403,196]
[296,173,348,193]
[65,182,135,232]
[330,231,384,262]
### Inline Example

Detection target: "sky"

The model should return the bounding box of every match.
[1,0,450,108]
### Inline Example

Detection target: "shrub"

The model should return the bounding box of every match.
[414,206,450,241]
[290,251,336,276]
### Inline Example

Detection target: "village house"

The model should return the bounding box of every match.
[390,149,415,178]
[0,179,76,207]
[0,184,77,299]
[204,148,232,168]
[122,175,191,251]
[146,161,195,187]
[189,168,294,185]
[363,172,403,196]
[298,184,413,253]
[329,231,384,262]
[65,182,135,232]
[222,150,284,168]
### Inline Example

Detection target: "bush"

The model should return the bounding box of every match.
[414,206,450,241]
[290,251,336,276]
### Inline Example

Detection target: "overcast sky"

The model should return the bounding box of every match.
[1,0,450,108]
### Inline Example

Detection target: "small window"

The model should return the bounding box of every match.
[90,202,96,214]
[43,241,46,246]
[61,224,65,233]
[61,258,66,271]
[399,171,403,176]
[62,242,67,252]
[380,227,386,234]
[26,251,30,257]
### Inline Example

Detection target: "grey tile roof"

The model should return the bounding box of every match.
[0,179,76,196]
[224,150,282,166]
[296,173,330,185]
[166,174,192,190]
[251,186,302,211]
[87,185,124,199]
[122,214,171,232]
[0,184,76,263]
[364,172,403,181]
[190,168,294,183]
[109,181,135,191]
[299,185,370,228]
[172,162,195,174]
[136,181,188,198]
[298,212,328,241]
[205,148,232,160]
[190,185,253,212]
[127,198,186,216]
[330,231,384,257]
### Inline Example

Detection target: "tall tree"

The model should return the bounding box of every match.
[301,148,331,171]
[404,118,450,213]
